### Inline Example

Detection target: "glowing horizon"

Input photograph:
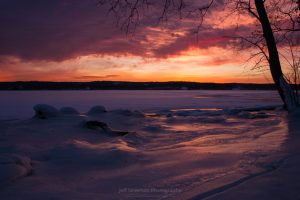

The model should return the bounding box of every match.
[0,52,274,83]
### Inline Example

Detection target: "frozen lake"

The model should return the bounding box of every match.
[0,89,296,199]
[0,90,282,119]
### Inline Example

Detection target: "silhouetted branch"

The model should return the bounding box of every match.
[98,0,215,32]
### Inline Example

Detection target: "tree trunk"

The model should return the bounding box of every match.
[254,0,299,111]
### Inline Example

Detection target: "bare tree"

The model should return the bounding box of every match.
[99,0,300,112]
[285,40,300,98]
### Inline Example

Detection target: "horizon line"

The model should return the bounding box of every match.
[0,80,276,85]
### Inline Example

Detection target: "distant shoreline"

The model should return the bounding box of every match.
[0,81,287,90]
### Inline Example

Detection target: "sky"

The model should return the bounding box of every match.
[0,0,279,83]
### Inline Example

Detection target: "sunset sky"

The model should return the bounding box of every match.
[0,0,279,83]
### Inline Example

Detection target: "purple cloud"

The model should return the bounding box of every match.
[0,0,250,61]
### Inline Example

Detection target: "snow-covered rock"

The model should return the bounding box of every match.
[87,105,107,115]
[84,120,129,136]
[0,154,32,183]
[60,107,79,115]
[33,104,60,119]
[85,120,112,132]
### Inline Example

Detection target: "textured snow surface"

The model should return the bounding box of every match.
[0,90,298,200]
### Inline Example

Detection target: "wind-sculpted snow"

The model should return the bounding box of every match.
[0,92,294,200]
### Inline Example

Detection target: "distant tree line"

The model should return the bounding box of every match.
[0,81,289,90]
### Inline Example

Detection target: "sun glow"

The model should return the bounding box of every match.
[0,46,272,83]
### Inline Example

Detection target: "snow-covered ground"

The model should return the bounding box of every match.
[0,90,299,199]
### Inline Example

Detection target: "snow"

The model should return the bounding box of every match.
[0,90,298,199]
[33,104,60,119]
[87,105,107,115]
[59,107,79,115]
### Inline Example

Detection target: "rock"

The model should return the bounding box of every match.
[87,106,107,115]
[84,120,129,136]
[33,104,59,119]
[0,154,32,183]
[60,107,79,115]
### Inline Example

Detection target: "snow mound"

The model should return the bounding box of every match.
[0,154,32,183]
[87,105,107,115]
[110,109,145,117]
[33,104,60,119]
[60,107,79,115]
